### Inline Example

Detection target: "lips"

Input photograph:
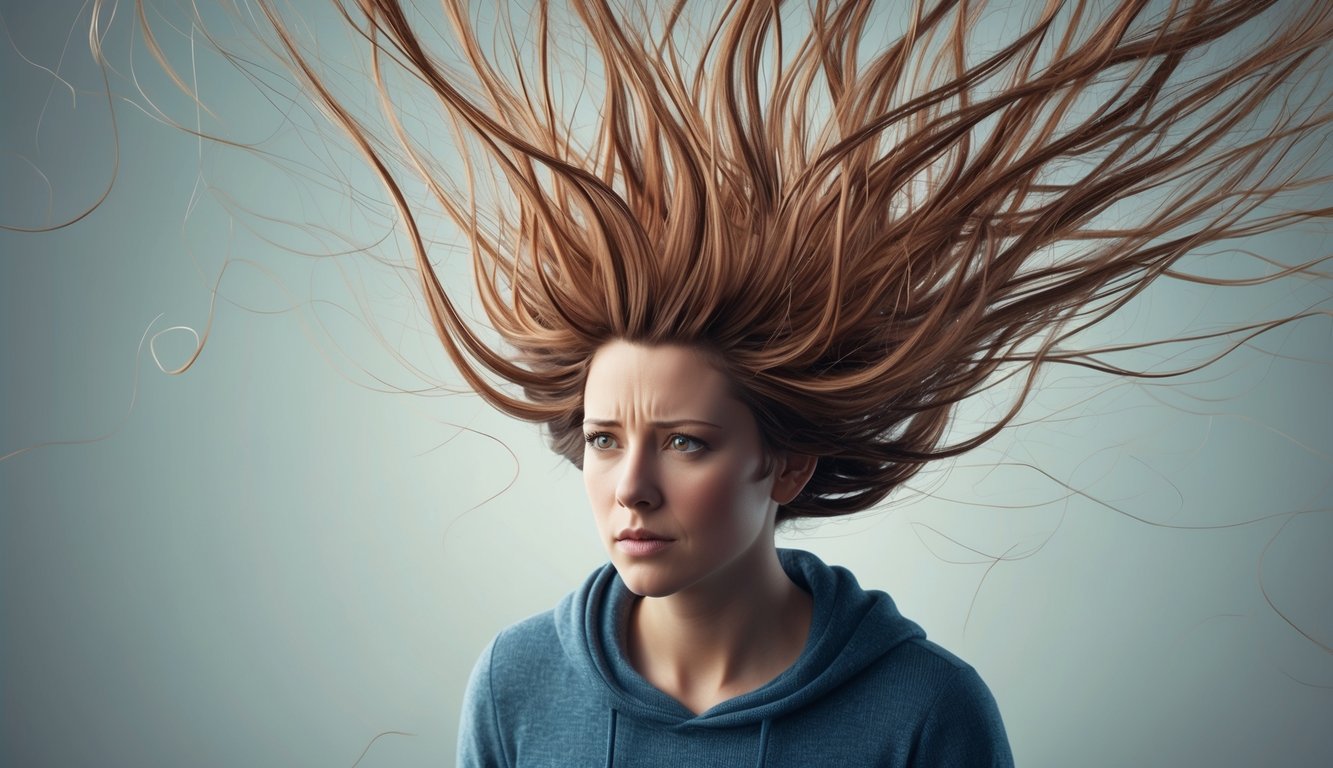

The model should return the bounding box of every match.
[617,528,673,542]
[615,528,676,556]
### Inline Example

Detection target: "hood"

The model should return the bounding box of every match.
[552,548,926,730]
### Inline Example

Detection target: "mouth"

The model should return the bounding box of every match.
[617,528,674,542]
[615,529,676,556]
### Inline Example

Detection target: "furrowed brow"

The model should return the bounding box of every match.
[582,418,722,429]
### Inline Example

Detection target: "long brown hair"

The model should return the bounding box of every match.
[139,0,1332,521]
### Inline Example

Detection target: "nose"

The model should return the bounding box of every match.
[614,445,662,511]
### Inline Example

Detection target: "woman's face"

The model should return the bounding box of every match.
[581,340,791,598]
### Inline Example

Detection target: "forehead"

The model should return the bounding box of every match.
[583,341,737,419]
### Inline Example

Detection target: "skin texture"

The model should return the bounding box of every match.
[581,341,818,713]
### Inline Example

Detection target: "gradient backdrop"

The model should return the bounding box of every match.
[3,1,1331,766]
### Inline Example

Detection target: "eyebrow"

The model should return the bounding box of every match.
[582,418,723,430]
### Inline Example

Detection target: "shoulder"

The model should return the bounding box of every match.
[457,610,583,768]
[824,632,1003,720]
[474,610,568,694]
[879,638,1013,766]
[470,561,620,700]
[889,635,987,687]
[491,610,561,658]
[458,608,615,768]
[797,629,1010,765]
[895,637,1002,719]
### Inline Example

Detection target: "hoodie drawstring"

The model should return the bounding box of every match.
[605,708,618,767]
[754,719,771,767]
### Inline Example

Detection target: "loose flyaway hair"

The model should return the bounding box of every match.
[142,0,1331,520]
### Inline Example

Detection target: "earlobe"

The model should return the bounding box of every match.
[771,453,818,505]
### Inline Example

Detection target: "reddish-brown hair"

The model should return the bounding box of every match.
[141,0,1333,521]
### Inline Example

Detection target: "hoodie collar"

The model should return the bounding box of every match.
[554,548,925,730]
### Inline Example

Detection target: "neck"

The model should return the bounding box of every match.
[627,543,812,715]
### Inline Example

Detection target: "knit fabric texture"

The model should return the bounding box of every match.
[458,549,1012,767]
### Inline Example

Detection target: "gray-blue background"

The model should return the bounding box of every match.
[3,2,1331,766]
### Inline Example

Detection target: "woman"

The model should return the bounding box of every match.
[13,0,1330,764]
[458,339,1012,764]
[241,1,1324,762]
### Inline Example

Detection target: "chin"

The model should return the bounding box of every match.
[611,559,687,598]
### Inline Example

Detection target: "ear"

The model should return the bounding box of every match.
[770,452,818,505]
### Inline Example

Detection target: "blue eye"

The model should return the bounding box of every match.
[585,433,617,450]
[667,434,706,453]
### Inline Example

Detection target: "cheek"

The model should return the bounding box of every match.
[582,460,617,516]
[670,462,770,529]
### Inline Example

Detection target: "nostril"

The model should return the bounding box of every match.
[616,483,662,511]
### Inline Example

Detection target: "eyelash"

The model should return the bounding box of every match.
[667,433,708,453]
[583,432,710,453]
[584,432,615,450]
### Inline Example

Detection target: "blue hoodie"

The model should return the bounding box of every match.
[457,549,1012,766]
